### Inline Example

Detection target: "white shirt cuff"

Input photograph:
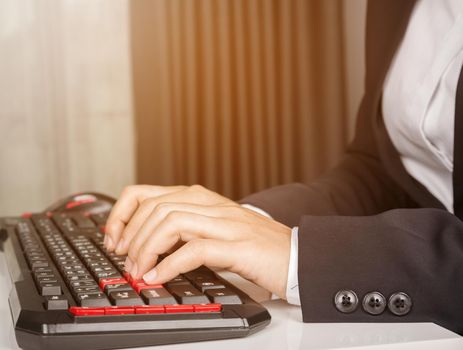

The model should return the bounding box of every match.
[242,204,301,305]
[241,204,273,219]
[286,227,301,305]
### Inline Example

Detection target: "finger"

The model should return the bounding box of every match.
[105,185,185,250]
[125,203,238,259]
[131,212,239,279]
[115,191,234,255]
[142,239,236,284]
[114,193,187,254]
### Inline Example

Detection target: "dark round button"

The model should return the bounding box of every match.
[388,292,412,316]
[362,291,386,315]
[334,290,358,313]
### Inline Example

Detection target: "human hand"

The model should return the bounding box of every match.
[104,185,291,298]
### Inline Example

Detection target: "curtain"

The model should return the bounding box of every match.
[0,0,135,215]
[130,0,365,200]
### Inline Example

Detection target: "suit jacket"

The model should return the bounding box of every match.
[240,0,463,334]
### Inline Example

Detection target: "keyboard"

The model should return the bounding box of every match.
[0,209,271,350]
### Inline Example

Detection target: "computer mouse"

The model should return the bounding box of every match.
[45,192,117,215]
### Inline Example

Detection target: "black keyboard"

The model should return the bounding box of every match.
[0,210,270,350]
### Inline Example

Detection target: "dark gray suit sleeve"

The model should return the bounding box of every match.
[239,151,414,227]
[298,209,463,335]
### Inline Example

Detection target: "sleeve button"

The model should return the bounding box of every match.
[362,291,386,315]
[388,292,412,316]
[334,290,358,313]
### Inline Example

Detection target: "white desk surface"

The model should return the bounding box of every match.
[1,251,462,350]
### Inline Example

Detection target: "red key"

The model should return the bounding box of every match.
[193,304,222,312]
[134,282,163,294]
[135,305,165,314]
[65,198,96,209]
[99,278,128,290]
[130,279,145,288]
[69,306,105,316]
[164,304,195,313]
[104,306,135,315]
[100,226,106,234]
[123,272,132,283]
[21,212,32,218]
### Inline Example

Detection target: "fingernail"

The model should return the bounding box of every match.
[103,235,108,247]
[143,269,158,283]
[131,263,138,278]
[116,238,125,253]
[124,257,133,272]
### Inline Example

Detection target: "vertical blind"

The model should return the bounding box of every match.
[131,0,350,200]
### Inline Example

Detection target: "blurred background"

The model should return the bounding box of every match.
[0,0,366,215]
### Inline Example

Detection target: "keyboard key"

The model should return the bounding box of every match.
[168,285,210,305]
[104,283,134,294]
[183,269,215,282]
[61,264,86,272]
[205,288,242,304]
[67,274,94,283]
[96,271,122,279]
[88,261,111,269]
[140,288,176,305]
[192,279,226,293]
[38,282,62,296]
[129,279,145,288]
[28,255,49,264]
[32,266,53,273]
[34,271,55,279]
[135,305,165,314]
[56,256,77,263]
[30,260,49,269]
[104,306,135,315]
[72,215,96,229]
[99,277,128,290]
[112,260,126,271]
[123,272,132,282]
[69,306,105,316]
[164,304,194,313]
[78,292,111,307]
[193,303,222,313]
[108,290,144,306]
[91,266,116,274]
[70,280,98,288]
[73,286,101,295]
[36,276,58,284]
[165,276,189,286]
[64,269,89,277]
[109,255,127,263]
[27,251,46,258]
[84,257,107,264]
[44,295,69,310]
[132,281,162,294]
